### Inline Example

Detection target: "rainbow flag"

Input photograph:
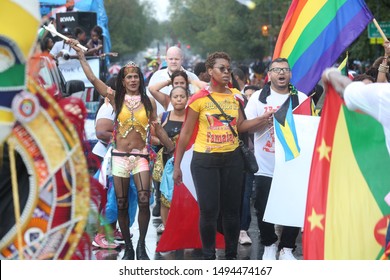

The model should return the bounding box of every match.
[273,0,373,94]
[303,85,390,260]
[274,96,300,161]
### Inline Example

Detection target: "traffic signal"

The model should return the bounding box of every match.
[261,25,269,36]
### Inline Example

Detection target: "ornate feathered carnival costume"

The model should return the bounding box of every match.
[0,0,100,260]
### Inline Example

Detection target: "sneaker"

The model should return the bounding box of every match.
[92,233,119,249]
[262,243,277,260]
[159,250,174,257]
[156,224,165,234]
[279,248,297,260]
[239,230,252,245]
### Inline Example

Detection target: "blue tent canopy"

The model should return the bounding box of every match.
[74,0,111,55]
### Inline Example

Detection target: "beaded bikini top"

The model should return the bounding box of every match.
[117,94,149,140]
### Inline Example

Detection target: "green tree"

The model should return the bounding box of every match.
[168,0,289,61]
[167,0,390,64]
[348,0,390,64]
[105,0,161,58]
[105,0,390,66]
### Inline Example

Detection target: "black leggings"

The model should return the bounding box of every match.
[190,148,244,259]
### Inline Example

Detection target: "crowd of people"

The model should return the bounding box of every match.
[1,0,389,263]
[73,35,390,259]
[30,15,390,260]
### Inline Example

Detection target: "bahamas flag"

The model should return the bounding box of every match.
[273,0,373,94]
[303,84,390,259]
[274,96,300,161]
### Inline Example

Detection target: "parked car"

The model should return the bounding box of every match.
[29,55,85,98]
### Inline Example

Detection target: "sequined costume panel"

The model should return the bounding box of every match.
[117,95,149,140]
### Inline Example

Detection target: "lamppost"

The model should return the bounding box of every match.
[261,25,269,36]
[261,24,272,58]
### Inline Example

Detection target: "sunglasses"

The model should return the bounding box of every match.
[214,66,232,73]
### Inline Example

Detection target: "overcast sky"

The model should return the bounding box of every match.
[143,0,170,22]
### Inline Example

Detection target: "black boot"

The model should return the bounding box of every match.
[203,254,216,260]
[202,248,216,260]
[152,200,160,217]
[225,253,237,260]
[152,182,161,217]
[136,240,150,260]
[122,243,135,260]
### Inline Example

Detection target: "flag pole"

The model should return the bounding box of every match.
[373,18,388,41]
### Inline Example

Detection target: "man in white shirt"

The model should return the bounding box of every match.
[49,28,77,64]
[245,58,307,260]
[147,46,199,115]
[92,101,115,159]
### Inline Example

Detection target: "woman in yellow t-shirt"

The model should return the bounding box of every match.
[173,52,263,260]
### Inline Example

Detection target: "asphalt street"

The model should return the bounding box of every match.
[92,200,303,260]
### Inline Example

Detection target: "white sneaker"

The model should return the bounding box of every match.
[262,243,277,260]
[279,248,297,260]
[156,224,165,234]
[159,250,174,256]
[239,230,252,245]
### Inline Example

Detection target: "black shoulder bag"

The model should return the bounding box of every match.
[207,95,259,173]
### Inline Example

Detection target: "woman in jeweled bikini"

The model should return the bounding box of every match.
[71,39,172,260]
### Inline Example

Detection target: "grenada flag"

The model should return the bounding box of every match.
[303,84,390,259]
